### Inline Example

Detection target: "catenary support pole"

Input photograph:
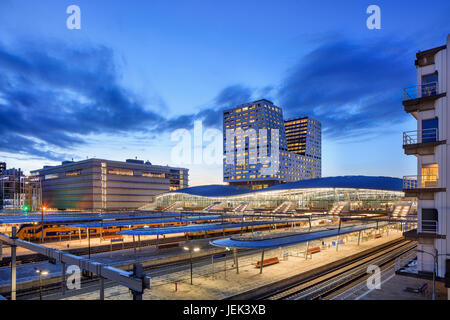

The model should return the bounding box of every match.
[11,227,17,300]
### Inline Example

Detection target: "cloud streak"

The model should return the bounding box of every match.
[0,36,417,162]
[278,37,416,140]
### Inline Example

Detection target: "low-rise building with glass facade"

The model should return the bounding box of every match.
[30,158,189,211]
[153,176,411,213]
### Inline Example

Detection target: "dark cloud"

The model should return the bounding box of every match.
[0,36,419,162]
[0,40,167,160]
[156,84,255,130]
[277,38,416,140]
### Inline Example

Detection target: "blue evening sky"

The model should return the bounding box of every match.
[0,0,449,185]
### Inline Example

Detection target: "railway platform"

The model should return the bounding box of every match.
[61,229,405,300]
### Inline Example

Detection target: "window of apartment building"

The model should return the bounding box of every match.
[422,117,438,142]
[421,163,439,187]
[421,72,438,97]
[422,208,438,233]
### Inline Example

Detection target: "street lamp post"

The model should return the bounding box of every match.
[417,249,450,300]
[35,268,48,300]
[184,246,200,285]
[40,206,47,243]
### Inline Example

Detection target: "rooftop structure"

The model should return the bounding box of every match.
[30,158,189,211]
[152,176,410,213]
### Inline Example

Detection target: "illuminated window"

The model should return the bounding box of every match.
[65,170,81,177]
[108,168,134,176]
[143,172,165,178]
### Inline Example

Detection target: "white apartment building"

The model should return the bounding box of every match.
[402,34,450,284]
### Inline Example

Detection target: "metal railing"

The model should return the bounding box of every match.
[403,128,439,145]
[403,175,440,190]
[421,220,438,234]
[403,82,439,101]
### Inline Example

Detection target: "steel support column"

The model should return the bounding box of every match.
[259,248,265,274]
[61,262,66,296]
[234,248,239,274]
[100,277,105,300]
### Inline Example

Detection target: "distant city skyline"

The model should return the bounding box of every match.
[1,0,450,186]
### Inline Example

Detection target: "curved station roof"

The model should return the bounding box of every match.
[118,220,298,236]
[210,222,385,249]
[168,176,403,198]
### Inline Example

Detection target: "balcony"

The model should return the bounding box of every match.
[403,175,446,199]
[403,128,445,155]
[403,82,446,114]
[421,219,438,234]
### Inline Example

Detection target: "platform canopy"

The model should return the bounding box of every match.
[70,215,226,228]
[0,213,198,225]
[210,222,386,249]
[118,220,299,236]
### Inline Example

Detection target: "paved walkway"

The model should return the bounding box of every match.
[62,230,404,300]
[0,237,219,288]
[0,233,183,258]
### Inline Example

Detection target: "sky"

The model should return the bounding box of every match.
[0,0,449,186]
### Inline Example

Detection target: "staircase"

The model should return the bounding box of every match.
[328,204,345,215]
[138,201,158,211]
[203,202,222,212]
[392,205,411,218]
[163,201,183,212]
[273,202,294,214]
[233,202,249,213]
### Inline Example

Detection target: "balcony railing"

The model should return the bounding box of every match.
[421,220,438,234]
[403,82,439,101]
[403,175,440,190]
[403,128,439,145]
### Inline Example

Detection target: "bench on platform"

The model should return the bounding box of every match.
[158,243,179,250]
[103,235,123,241]
[307,246,321,254]
[375,234,382,238]
[404,283,428,294]
[255,257,280,268]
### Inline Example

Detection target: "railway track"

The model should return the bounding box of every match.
[265,240,416,300]
[3,246,262,300]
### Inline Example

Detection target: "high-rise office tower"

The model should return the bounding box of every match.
[223,99,321,190]
[402,34,450,285]
[285,117,322,176]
